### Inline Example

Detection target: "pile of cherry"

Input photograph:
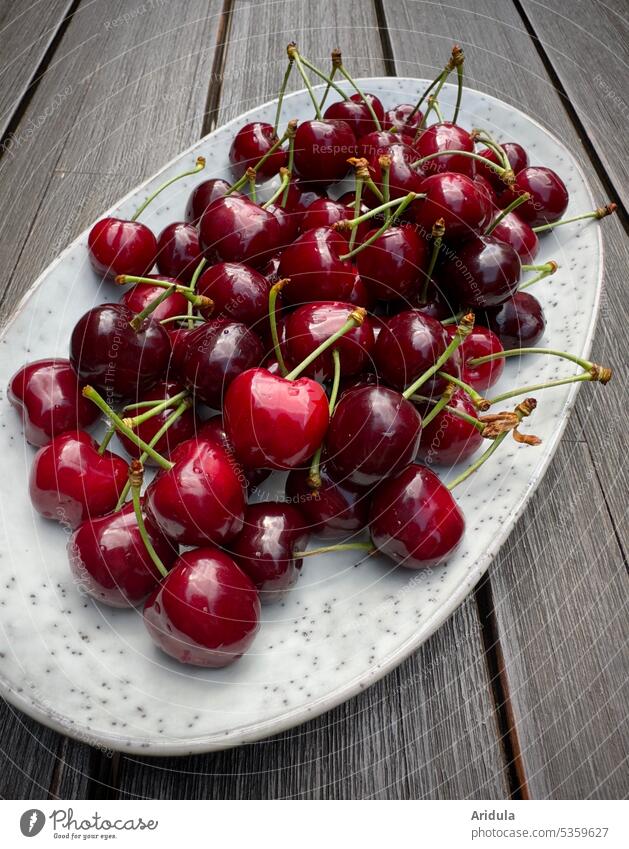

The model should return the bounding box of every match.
[8,45,614,669]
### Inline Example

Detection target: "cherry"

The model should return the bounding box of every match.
[366,142,424,202]
[143,548,260,668]
[383,103,423,135]
[266,201,300,246]
[229,502,309,603]
[229,122,287,179]
[278,227,355,305]
[358,130,406,160]
[176,319,264,409]
[68,501,177,608]
[446,323,505,391]
[156,222,202,282]
[491,212,539,263]
[285,462,370,538]
[478,141,528,191]
[300,197,368,241]
[438,235,521,308]
[262,254,281,286]
[196,415,271,492]
[324,93,384,138]
[119,277,189,324]
[186,178,235,224]
[347,271,375,309]
[473,173,499,218]
[29,430,128,529]
[326,386,422,487]
[501,166,569,226]
[284,301,375,381]
[417,391,483,466]
[356,224,428,301]
[414,173,490,241]
[415,121,475,177]
[369,463,465,568]
[281,178,323,222]
[8,359,99,447]
[88,218,156,280]
[146,437,245,546]
[70,303,170,402]
[224,368,329,470]
[293,119,357,185]
[483,290,546,350]
[196,261,270,328]
[199,195,282,268]
[117,381,197,464]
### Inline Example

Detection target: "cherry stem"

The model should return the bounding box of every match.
[262,168,291,209]
[125,390,188,427]
[411,394,485,431]
[407,72,442,124]
[294,50,350,103]
[337,64,382,130]
[115,274,193,294]
[318,50,341,110]
[131,157,205,221]
[97,424,116,455]
[282,133,296,207]
[159,314,206,325]
[123,399,165,411]
[187,257,207,328]
[488,372,595,406]
[452,46,465,124]
[285,309,366,381]
[532,203,617,233]
[402,313,475,399]
[228,122,295,194]
[417,69,450,133]
[425,95,443,124]
[286,45,323,118]
[420,385,456,427]
[437,371,490,411]
[129,284,176,330]
[294,541,375,559]
[519,262,558,290]
[485,193,531,235]
[348,174,364,252]
[269,279,289,377]
[308,349,341,489]
[247,168,257,203]
[421,217,445,301]
[129,462,168,579]
[338,193,418,261]
[441,309,467,327]
[412,149,512,181]
[274,57,294,134]
[467,346,601,374]
[82,387,174,471]
[473,132,511,171]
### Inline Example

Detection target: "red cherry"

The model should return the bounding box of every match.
[196,261,270,328]
[300,197,369,240]
[366,142,424,203]
[285,463,370,539]
[417,391,483,466]
[199,195,282,268]
[146,438,245,546]
[143,548,260,668]
[68,501,177,608]
[414,173,490,241]
[88,218,156,280]
[478,142,528,191]
[445,324,505,391]
[326,386,422,487]
[438,235,521,308]
[415,121,475,177]
[324,93,384,138]
[229,122,287,180]
[369,463,465,568]
[223,368,329,471]
[196,414,271,493]
[186,178,235,225]
[119,277,189,324]
[483,291,546,350]
[280,178,323,222]
[383,103,423,134]
[347,271,375,309]
[155,222,202,282]
[357,129,411,160]
[8,359,99,447]
[503,166,569,226]
[69,303,170,402]
[229,502,309,603]
[356,225,428,301]
[265,201,300,246]
[293,119,357,185]
[278,227,355,305]
[491,212,539,263]
[473,173,499,220]
[29,431,128,529]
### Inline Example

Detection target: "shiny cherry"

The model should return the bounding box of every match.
[417,391,483,467]
[68,501,177,608]
[200,195,282,268]
[415,121,475,177]
[120,277,189,324]
[478,141,528,192]
[414,173,490,242]
[229,121,287,180]
[300,197,369,242]
[143,548,260,668]
[438,235,521,308]
[445,323,504,391]
[266,201,300,247]
[366,142,424,203]
[196,415,271,493]
[29,430,128,529]
[285,462,370,539]
[491,212,539,263]
[324,93,384,138]
[357,129,412,161]
[383,103,423,134]
[502,166,569,226]
[88,218,156,280]
[186,178,235,224]
[369,463,465,569]
[156,222,203,282]
[484,291,546,350]
[356,224,428,301]
[8,359,99,447]
[196,261,270,328]
[278,227,355,306]
[293,119,356,185]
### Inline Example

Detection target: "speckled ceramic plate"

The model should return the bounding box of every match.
[0,79,602,755]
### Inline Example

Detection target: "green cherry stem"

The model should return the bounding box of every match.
[532,203,617,233]
[285,309,366,381]
[124,391,188,427]
[286,44,323,118]
[294,541,376,559]
[410,394,486,431]
[262,167,291,209]
[82,387,174,471]
[437,371,491,411]
[318,48,342,109]
[274,57,294,134]
[131,157,205,221]
[123,399,165,412]
[402,313,475,399]
[295,51,351,103]
[129,461,169,579]
[308,349,341,488]
[246,168,257,203]
[97,424,116,455]
[451,45,465,124]
[228,121,296,195]
[421,217,445,301]
[129,284,176,330]
[487,372,595,406]
[484,193,531,235]
[115,274,193,294]
[519,262,558,290]
[348,171,364,252]
[407,72,442,124]
[269,279,290,377]
[466,347,607,374]
[336,64,382,130]
[411,148,513,181]
[420,385,456,427]
[472,132,511,171]
[187,257,207,328]
[338,192,418,261]
[159,314,206,325]
[440,309,467,327]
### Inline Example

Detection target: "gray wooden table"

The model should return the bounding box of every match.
[0,0,627,800]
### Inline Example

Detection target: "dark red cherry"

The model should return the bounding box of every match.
[369,463,465,568]
[326,386,422,487]
[417,391,483,466]
[266,201,300,246]
[117,381,198,464]
[229,502,309,603]
[229,121,287,180]
[262,254,281,286]
[446,323,504,391]
[186,178,235,225]
[438,235,521,308]
[491,212,539,263]
[414,173,490,242]
[357,129,413,161]
[29,431,127,529]
[478,142,528,192]
[356,225,428,301]
[146,438,245,546]
[196,415,271,493]
[284,301,375,381]
[70,303,170,402]
[473,173,499,220]
[176,319,264,408]
[304,196,371,243]
[415,121,475,177]
[503,166,569,226]
[8,359,99,447]
[347,271,375,309]
[293,119,356,185]
[224,368,329,470]
[366,142,424,203]
[88,218,156,280]
[68,501,177,608]
[324,93,384,138]
[143,548,260,668]
[285,462,370,539]
[383,103,423,135]
[278,227,355,305]
[196,261,270,328]
[281,178,323,223]
[199,195,282,268]
[120,277,189,324]
[483,291,546,350]
[156,222,203,282]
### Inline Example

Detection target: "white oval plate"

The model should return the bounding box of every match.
[0,79,602,755]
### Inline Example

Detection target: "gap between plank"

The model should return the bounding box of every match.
[202,0,236,135]
[374,0,397,76]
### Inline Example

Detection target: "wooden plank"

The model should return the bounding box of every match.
[0,0,74,140]
[519,0,629,210]
[382,0,629,798]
